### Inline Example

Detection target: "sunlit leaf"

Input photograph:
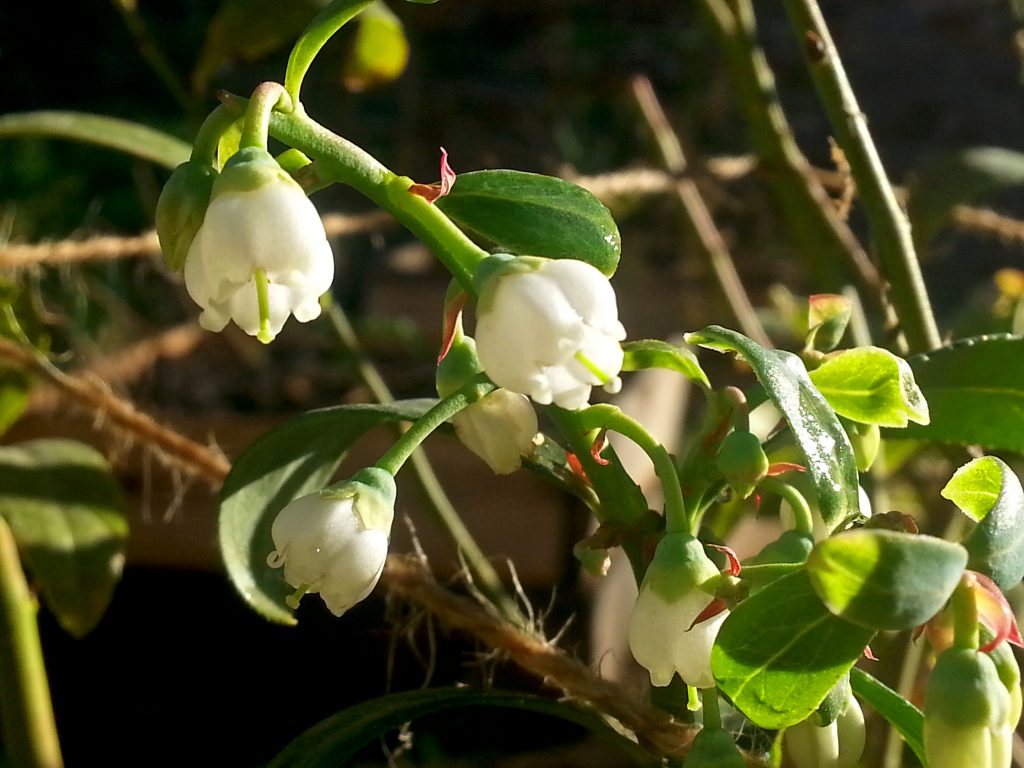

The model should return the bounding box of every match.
[0,439,128,637]
[342,1,409,91]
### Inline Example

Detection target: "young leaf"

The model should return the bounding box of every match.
[942,456,1024,591]
[0,439,128,637]
[0,111,190,169]
[806,529,967,630]
[711,569,875,729]
[686,325,859,530]
[849,668,925,765]
[436,170,621,276]
[808,347,929,428]
[621,339,710,388]
[219,400,436,625]
[269,687,659,768]
[895,335,1024,454]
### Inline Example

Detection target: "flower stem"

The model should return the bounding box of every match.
[702,688,723,728]
[284,0,374,105]
[950,577,980,651]
[760,477,814,535]
[780,0,941,353]
[190,104,238,167]
[253,100,488,294]
[0,516,63,768]
[324,303,525,627]
[577,404,690,535]
[240,82,293,150]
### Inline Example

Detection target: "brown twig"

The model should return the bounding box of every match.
[0,337,230,485]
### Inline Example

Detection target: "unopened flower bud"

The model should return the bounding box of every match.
[924,647,1013,768]
[686,726,746,768]
[474,255,626,410]
[437,332,538,474]
[628,532,726,689]
[267,468,395,617]
[155,160,218,271]
[716,430,769,500]
[785,689,865,768]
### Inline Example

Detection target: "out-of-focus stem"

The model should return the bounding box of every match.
[779,0,941,353]
[0,516,63,768]
[630,75,770,349]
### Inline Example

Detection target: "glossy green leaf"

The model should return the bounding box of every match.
[711,569,875,729]
[219,400,436,625]
[943,456,1024,591]
[0,111,189,170]
[0,439,127,637]
[896,335,1024,454]
[269,687,659,767]
[437,170,621,276]
[621,339,710,388]
[686,326,859,529]
[342,1,409,92]
[908,146,1024,246]
[806,529,967,630]
[808,347,929,428]
[849,668,925,765]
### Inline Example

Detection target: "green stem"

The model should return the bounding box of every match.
[780,0,941,353]
[950,578,979,651]
[760,477,814,535]
[284,0,375,104]
[190,105,239,167]
[0,516,63,768]
[701,688,723,727]
[240,82,293,150]
[324,304,525,626]
[375,374,495,476]
[738,561,803,581]
[697,0,883,298]
[221,94,487,294]
[577,404,690,536]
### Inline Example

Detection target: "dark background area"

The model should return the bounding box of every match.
[3,1,1024,766]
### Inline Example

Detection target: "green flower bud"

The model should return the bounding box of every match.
[751,530,814,566]
[815,675,851,727]
[716,430,769,500]
[924,648,1012,768]
[155,160,218,271]
[686,727,746,768]
[806,293,852,352]
[785,689,865,768]
[843,418,880,472]
[989,641,1023,728]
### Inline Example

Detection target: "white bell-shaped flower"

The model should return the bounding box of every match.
[785,693,866,768]
[267,468,395,617]
[474,255,627,410]
[453,389,539,474]
[628,532,726,689]
[184,147,334,343]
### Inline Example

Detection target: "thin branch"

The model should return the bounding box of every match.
[779,0,941,352]
[630,74,772,349]
[0,338,230,485]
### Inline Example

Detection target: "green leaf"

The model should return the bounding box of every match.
[219,400,435,625]
[711,569,875,729]
[908,146,1024,246]
[0,111,190,170]
[193,0,326,97]
[806,529,967,630]
[849,668,925,765]
[621,339,710,388]
[342,1,409,92]
[0,384,29,438]
[895,335,1024,454]
[943,456,1024,591]
[269,687,659,768]
[0,439,127,637]
[686,325,859,530]
[437,170,621,276]
[808,347,929,428]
